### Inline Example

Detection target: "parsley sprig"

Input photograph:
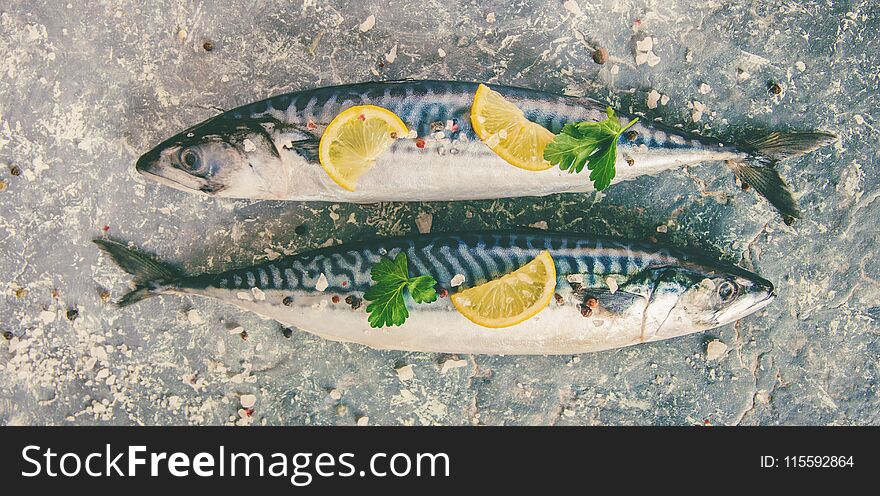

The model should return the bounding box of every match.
[364,252,438,328]
[543,107,638,191]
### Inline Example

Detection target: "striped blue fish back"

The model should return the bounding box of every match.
[224,80,605,141]
[190,232,680,294]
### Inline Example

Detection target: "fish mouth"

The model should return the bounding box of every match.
[714,279,776,326]
[136,152,209,195]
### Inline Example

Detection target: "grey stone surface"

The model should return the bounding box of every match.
[0,0,877,425]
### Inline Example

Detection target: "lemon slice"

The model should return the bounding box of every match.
[319,105,409,191]
[451,250,557,328]
[470,83,555,171]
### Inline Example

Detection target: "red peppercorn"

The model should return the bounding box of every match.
[438,288,449,298]
[331,295,340,304]
[415,138,426,149]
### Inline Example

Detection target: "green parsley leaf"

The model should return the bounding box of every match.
[408,275,439,304]
[364,252,438,328]
[364,280,409,328]
[543,107,638,191]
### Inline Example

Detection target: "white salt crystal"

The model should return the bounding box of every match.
[385,44,398,63]
[706,340,728,361]
[528,220,548,230]
[416,212,433,234]
[563,0,582,16]
[636,37,654,52]
[440,359,468,374]
[315,273,329,291]
[240,394,257,408]
[396,364,415,381]
[605,276,619,294]
[187,308,203,325]
[359,15,375,33]
[647,89,661,109]
[39,310,55,325]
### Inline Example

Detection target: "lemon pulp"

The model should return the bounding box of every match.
[451,250,557,328]
[318,105,409,191]
[470,84,555,171]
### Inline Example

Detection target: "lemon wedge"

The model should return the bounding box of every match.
[318,105,408,191]
[470,83,555,171]
[451,250,557,328]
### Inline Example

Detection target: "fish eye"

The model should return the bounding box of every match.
[717,281,737,303]
[179,149,201,172]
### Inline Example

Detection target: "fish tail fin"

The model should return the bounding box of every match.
[745,131,837,160]
[729,131,837,221]
[93,238,184,307]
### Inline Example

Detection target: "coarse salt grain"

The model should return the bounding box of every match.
[240,394,257,408]
[647,89,661,109]
[605,276,619,294]
[396,364,415,381]
[706,340,728,361]
[187,308,203,325]
[359,15,375,33]
[315,273,329,291]
[440,359,468,374]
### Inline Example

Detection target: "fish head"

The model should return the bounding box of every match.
[136,118,289,198]
[643,263,775,339]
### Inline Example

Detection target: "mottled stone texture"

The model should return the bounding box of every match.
[0,1,877,425]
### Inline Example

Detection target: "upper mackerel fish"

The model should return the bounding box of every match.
[95,231,774,355]
[136,80,835,219]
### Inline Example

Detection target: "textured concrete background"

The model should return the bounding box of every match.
[0,0,877,425]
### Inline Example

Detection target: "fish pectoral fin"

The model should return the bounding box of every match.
[281,137,320,162]
[270,125,320,162]
[577,287,643,315]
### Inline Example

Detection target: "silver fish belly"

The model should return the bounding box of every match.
[96,232,775,355]
[136,81,745,203]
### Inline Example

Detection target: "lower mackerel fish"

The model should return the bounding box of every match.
[95,231,775,355]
